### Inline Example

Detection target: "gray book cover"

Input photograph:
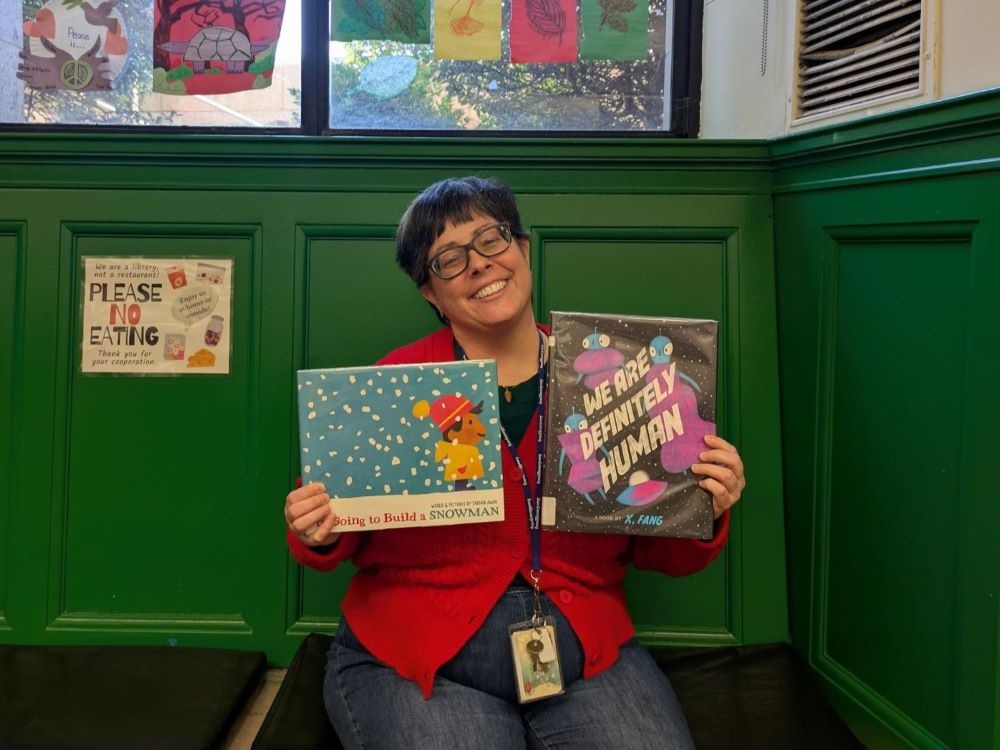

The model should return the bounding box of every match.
[541,311,717,538]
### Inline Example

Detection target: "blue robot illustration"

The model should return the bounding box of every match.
[645,335,716,473]
[648,335,701,392]
[573,330,625,390]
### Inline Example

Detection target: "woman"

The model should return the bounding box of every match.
[284,176,745,749]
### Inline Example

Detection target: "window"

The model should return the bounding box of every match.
[2,0,701,133]
[794,0,923,121]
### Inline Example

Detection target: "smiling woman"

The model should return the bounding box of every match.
[282,175,747,749]
[418,215,536,358]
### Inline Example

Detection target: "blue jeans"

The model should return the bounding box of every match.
[324,579,696,749]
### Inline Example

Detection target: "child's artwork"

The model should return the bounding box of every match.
[580,0,649,61]
[433,0,501,60]
[153,0,286,95]
[510,0,578,63]
[541,311,717,538]
[296,360,505,532]
[18,0,129,92]
[332,0,430,44]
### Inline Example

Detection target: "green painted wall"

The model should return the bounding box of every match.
[6,89,997,748]
[772,91,1000,749]
[0,136,786,668]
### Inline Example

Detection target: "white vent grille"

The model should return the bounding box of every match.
[795,0,923,119]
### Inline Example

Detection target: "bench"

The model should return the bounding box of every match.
[0,643,266,750]
[252,635,863,750]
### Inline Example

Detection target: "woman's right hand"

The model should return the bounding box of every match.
[285,482,342,547]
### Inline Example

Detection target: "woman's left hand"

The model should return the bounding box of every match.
[692,435,746,519]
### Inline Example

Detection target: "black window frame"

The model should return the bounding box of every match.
[5,0,702,137]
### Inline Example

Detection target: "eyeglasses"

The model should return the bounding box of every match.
[426,223,513,280]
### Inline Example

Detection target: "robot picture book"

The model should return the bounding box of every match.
[540,311,717,539]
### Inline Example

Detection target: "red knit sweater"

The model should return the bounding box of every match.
[287,326,730,698]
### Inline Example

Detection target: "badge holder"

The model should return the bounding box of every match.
[509,575,565,703]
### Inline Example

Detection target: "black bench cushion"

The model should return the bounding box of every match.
[252,634,862,750]
[0,644,266,750]
[251,634,337,750]
[653,644,863,750]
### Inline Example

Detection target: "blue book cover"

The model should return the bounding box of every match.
[296,360,505,532]
[540,311,717,538]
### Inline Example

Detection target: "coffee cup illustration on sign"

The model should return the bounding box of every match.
[167,265,187,289]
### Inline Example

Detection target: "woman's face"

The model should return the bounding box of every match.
[420,212,532,335]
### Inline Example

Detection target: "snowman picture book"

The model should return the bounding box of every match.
[296,360,504,532]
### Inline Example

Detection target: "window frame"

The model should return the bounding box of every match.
[5,0,703,137]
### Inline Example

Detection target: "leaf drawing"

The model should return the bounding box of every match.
[340,0,387,33]
[449,0,484,36]
[385,0,422,39]
[526,0,566,42]
[598,0,636,33]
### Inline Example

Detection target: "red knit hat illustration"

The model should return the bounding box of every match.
[412,393,472,432]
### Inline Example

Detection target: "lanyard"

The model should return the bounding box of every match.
[455,329,547,576]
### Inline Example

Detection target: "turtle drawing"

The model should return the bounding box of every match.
[159,26,272,74]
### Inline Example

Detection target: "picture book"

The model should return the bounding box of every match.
[540,311,718,538]
[296,360,505,532]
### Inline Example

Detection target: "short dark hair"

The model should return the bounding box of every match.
[395,176,529,292]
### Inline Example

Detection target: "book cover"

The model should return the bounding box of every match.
[296,360,505,532]
[540,311,717,538]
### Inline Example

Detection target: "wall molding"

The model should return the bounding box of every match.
[0,222,25,632]
[48,613,252,634]
[0,134,771,195]
[46,221,264,629]
[772,88,1000,193]
[811,221,978,750]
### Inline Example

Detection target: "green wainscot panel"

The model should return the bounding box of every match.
[296,231,442,624]
[540,239,729,636]
[57,233,256,628]
[0,227,21,631]
[774,174,1000,750]
[825,238,970,748]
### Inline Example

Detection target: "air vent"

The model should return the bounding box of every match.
[795,0,923,120]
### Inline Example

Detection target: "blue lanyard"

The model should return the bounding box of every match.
[455,329,547,575]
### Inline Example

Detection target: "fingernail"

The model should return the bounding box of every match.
[699,452,708,460]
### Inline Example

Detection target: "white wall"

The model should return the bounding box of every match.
[938,0,1000,98]
[700,0,1000,139]
[700,0,790,139]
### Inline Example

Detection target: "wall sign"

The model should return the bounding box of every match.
[81,257,233,374]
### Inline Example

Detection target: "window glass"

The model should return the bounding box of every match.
[328,0,672,131]
[2,0,301,127]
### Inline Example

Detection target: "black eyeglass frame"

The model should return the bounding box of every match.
[425,223,513,280]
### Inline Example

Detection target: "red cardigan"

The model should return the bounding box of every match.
[287,326,730,698]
